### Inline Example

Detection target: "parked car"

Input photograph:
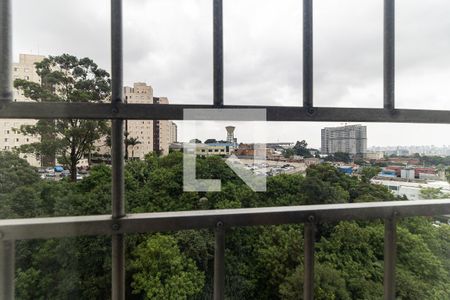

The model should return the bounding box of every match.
[76,174,83,181]
[54,165,64,172]
[45,167,55,174]
[37,168,46,174]
[78,169,88,175]
[60,170,71,178]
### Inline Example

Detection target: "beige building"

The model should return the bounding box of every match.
[0,54,45,167]
[122,83,176,159]
[365,151,384,160]
[170,121,177,144]
[196,143,235,157]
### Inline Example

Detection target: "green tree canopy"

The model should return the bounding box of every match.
[293,140,313,158]
[130,234,205,299]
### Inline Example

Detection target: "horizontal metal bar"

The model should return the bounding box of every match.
[0,200,449,241]
[2,102,450,124]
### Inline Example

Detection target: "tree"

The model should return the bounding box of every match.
[204,139,217,144]
[126,137,142,159]
[0,152,39,194]
[360,166,381,183]
[130,234,205,299]
[420,187,450,199]
[282,148,295,158]
[325,152,352,163]
[14,54,110,181]
[189,138,202,144]
[293,140,313,158]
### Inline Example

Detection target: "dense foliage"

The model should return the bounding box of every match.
[324,152,352,164]
[283,140,314,158]
[1,152,449,299]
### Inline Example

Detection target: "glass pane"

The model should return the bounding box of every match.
[397,0,450,110]
[123,0,213,105]
[224,0,302,106]
[314,0,383,108]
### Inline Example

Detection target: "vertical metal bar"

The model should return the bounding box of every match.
[0,0,12,102]
[0,2,14,297]
[303,0,313,111]
[213,0,224,107]
[214,221,225,300]
[304,219,315,300]
[0,240,15,300]
[384,217,397,300]
[384,0,395,110]
[111,0,125,299]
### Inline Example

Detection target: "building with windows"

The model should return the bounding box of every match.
[170,121,177,144]
[0,54,45,167]
[122,83,176,158]
[371,177,450,201]
[321,124,367,156]
[195,143,235,157]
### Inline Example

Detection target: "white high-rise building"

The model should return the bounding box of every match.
[321,124,367,156]
[0,54,45,167]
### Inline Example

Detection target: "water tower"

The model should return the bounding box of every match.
[226,126,235,144]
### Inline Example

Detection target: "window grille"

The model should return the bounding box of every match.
[1,1,450,299]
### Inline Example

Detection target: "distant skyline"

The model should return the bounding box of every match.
[12,0,450,147]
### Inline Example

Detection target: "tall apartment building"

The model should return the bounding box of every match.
[123,83,176,159]
[321,124,367,156]
[0,54,45,167]
[170,122,177,144]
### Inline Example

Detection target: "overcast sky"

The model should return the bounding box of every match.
[12,0,450,148]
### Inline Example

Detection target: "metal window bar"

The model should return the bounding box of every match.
[111,0,125,299]
[1,0,450,299]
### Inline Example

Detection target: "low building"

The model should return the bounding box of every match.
[400,168,415,180]
[371,177,450,200]
[365,151,384,160]
[414,167,436,178]
[196,143,235,157]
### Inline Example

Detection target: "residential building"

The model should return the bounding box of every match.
[120,83,176,159]
[169,121,177,143]
[0,54,45,167]
[321,124,367,156]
